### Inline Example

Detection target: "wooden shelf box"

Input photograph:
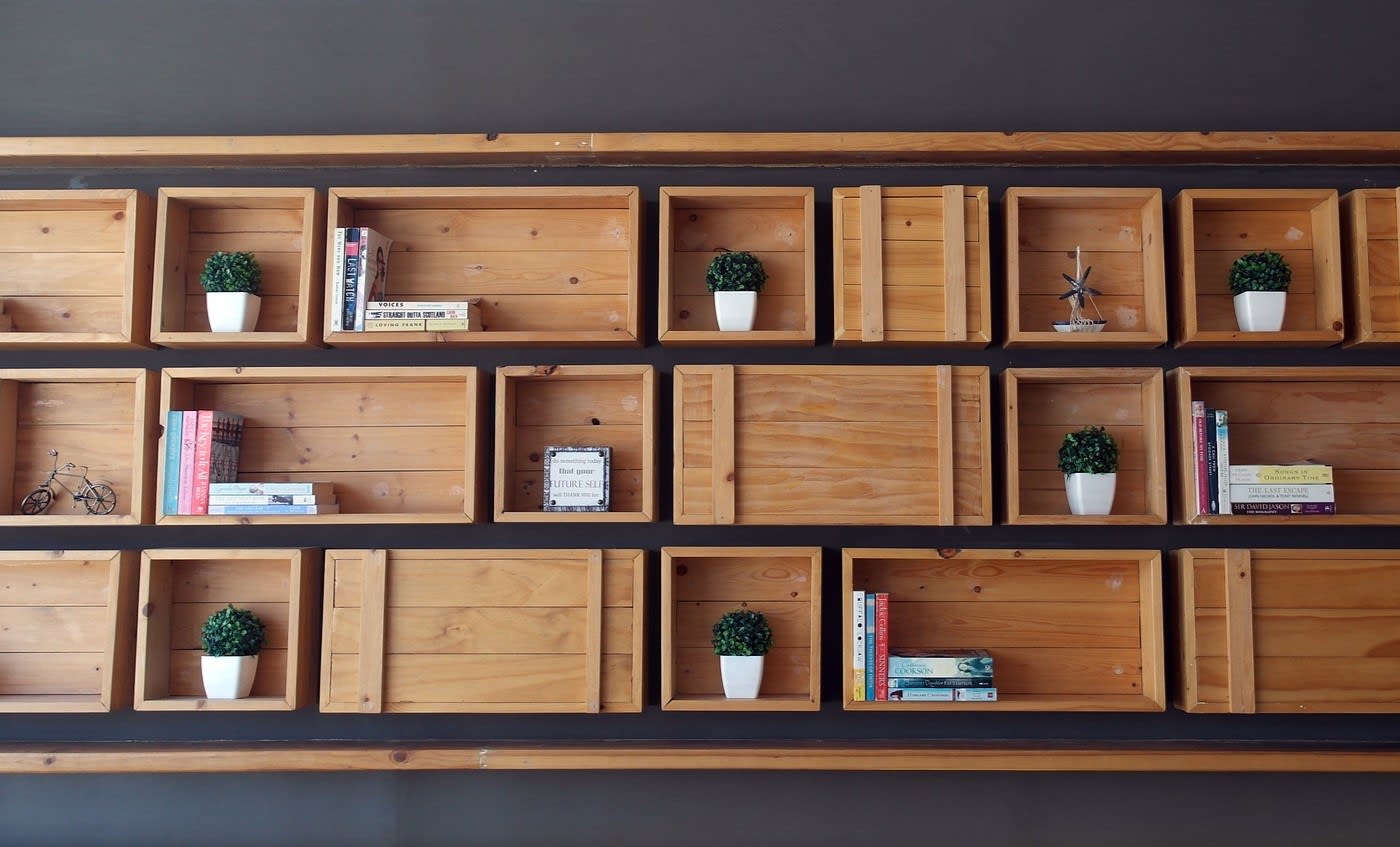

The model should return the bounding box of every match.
[1341,188,1400,345]
[322,548,645,713]
[494,364,655,522]
[659,187,816,344]
[674,365,991,525]
[151,187,325,348]
[843,548,1165,711]
[135,548,320,711]
[0,550,138,713]
[831,185,991,346]
[1004,187,1167,347]
[1003,368,1168,525]
[1170,366,1400,524]
[1177,548,1400,713]
[0,368,156,526]
[1172,188,1344,346]
[660,547,821,711]
[0,189,154,348]
[158,367,486,524]
[323,187,642,346]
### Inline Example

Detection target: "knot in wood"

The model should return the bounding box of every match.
[531,365,558,376]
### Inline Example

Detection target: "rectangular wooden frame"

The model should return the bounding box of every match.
[1341,188,1400,345]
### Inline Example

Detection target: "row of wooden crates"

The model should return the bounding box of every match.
[5,363,1400,526]
[1,546,1394,715]
[3,185,1400,348]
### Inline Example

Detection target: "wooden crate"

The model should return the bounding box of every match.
[658,187,816,344]
[323,187,642,346]
[151,187,325,347]
[0,368,157,526]
[660,547,821,711]
[1004,187,1167,347]
[1341,188,1400,345]
[1172,188,1344,346]
[843,548,1165,711]
[158,367,486,524]
[1170,366,1400,524]
[0,189,154,348]
[321,548,644,713]
[0,550,138,712]
[673,365,991,525]
[831,185,991,346]
[134,548,320,711]
[1177,548,1400,713]
[494,364,655,522]
[1003,368,1168,524]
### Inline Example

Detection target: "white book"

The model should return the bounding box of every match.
[1214,409,1231,515]
[852,590,866,702]
[1229,483,1335,502]
[330,226,347,332]
[367,299,481,310]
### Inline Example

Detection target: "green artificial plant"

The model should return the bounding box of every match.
[705,251,768,293]
[1228,250,1291,295]
[711,608,772,657]
[200,251,263,295]
[1057,425,1120,475]
[200,604,267,657]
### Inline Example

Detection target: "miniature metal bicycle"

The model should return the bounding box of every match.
[19,449,117,515]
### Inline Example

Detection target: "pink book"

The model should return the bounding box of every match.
[874,593,890,701]
[176,410,198,515]
[191,410,214,515]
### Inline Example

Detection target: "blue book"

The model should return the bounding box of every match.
[342,226,361,331]
[864,592,876,701]
[162,410,183,516]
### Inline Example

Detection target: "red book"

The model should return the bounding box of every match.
[874,592,890,701]
[191,410,214,515]
[177,409,198,515]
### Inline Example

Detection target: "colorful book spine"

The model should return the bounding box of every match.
[366,300,477,310]
[208,411,244,485]
[342,226,361,331]
[206,494,323,506]
[355,227,392,333]
[330,226,347,332]
[206,503,340,515]
[1214,408,1231,515]
[953,687,999,702]
[1204,406,1219,514]
[177,409,198,515]
[1229,483,1335,503]
[874,593,890,701]
[190,410,215,515]
[1229,464,1334,484]
[852,590,866,702]
[208,482,335,496]
[864,593,876,701]
[1192,400,1208,516]
[1231,502,1337,515]
[887,676,994,688]
[162,409,184,516]
[887,650,993,677]
[888,688,955,702]
[362,308,474,320]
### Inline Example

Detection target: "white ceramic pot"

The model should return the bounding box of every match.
[719,654,764,699]
[713,291,758,331]
[201,654,259,699]
[206,292,262,333]
[1233,291,1286,332]
[1065,472,1117,516]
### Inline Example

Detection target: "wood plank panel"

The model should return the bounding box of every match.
[1365,196,1398,239]
[191,381,466,427]
[885,601,1143,649]
[670,251,809,298]
[851,556,1142,603]
[838,286,988,339]
[179,295,300,334]
[0,606,108,652]
[1198,656,1400,704]
[734,421,935,469]
[1016,383,1146,425]
[670,294,808,333]
[371,653,587,704]
[329,606,632,656]
[1251,557,1400,608]
[734,467,936,518]
[959,647,1146,695]
[0,653,104,695]
[167,559,290,604]
[514,379,645,427]
[1193,210,1316,250]
[733,373,937,422]
[668,556,816,602]
[237,426,466,473]
[1017,207,1145,251]
[1195,608,1400,657]
[671,208,807,252]
[672,646,811,696]
[839,194,983,241]
[1191,381,1400,423]
[354,208,632,252]
[0,254,126,295]
[16,379,136,424]
[1018,425,1148,468]
[672,601,810,648]
[384,250,630,296]
[0,210,127,252]
[167,602,291,651]
[166,648,288,698]
[326,654,633,710]
[180,250,304,295]
[0,559,113,605]
[1207,423,1400,468]
[234,470,466,516]
[507,470,644,514]
[1016,250,1146,295]
[0,297,127,333]
[510,425,644,471]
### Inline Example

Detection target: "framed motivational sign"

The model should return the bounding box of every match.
[542,446,611,512]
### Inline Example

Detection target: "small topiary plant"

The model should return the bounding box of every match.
[711,608,772,657]
[1057,425,1119,475]
[705,251,767,293]
[200,251,263,295]
[200,604,266,657]
[1229,250,1291,295]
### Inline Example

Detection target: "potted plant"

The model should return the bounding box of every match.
[200,250,263,332]
[1229,250,1291,332]
[200,603,266,699]
[711,608,772,699]
[1058,425,1119,516]
[705,250,767,331]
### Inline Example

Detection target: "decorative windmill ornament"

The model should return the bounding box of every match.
[1052,246,1107,332]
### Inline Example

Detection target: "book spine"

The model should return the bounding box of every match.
[1231,501,1338,515]
[1214,408,1231,515]
[1192,400,1208,516]
[191,410,214,515]
[1204,407,1219,514]
[358,228,391,331]
[363,308,475,320]
[888,688,955,702]
[1228,464,1334,484]
[874,593,890,701]
[953,687,999,702]
[887,676,995,688]
[887,656,993,676]
[342,227,361,331]
[423,318,471,332]
[330,226,346,332]
[363,319,427,332]
[161,410,183,517]
[208,482,332,495]
[852,591,866,702]
[864,593,876,701]
[177,410,198,515]
[367,300,477,310]
[207,494,321,505]
[208,412,244,484]
[206,503,335,515]
[1229,483,1335,502]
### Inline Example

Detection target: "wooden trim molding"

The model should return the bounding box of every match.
[5,741,1400,774]
[6,131,1400,167]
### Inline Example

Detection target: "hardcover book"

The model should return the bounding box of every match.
[864,592,876,701]
[177,409,198,515]
[1214,408,1231,515]
[1204,406,1219,514]
[206,493,325,506]
[1229,464,1334,485]
[342,226,361,331]
[887,676,995,688]
[330,226,348,332]
[874,593,890,701]
[1229,483,1335,503]
[1232,501,1337,515]
[851,590,866,702]
[887,649,994,678]
[206,503,341,515]
[887,687,954,702]
[1191,400,1208,516]
[162,409,184,516]
[953,687,999,702]
[208,481,336,497]
[353,227,393,332]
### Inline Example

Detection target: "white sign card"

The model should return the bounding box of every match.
[542,446,611,512]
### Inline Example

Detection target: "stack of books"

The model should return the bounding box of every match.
[1229,464,1336,514]
[851,590,998,702]
[162,410,245,515]
[330,226,394,332]
[205,481,339,516]
[362,298,481,332]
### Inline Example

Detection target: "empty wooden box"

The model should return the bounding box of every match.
[660,547,821,711]
[1341,188,1400,345]
[659,187,816,344]
[831,185,991,346]
[1172,188,1344,346]
[324,187,642,345]
[0,550,138,712]
[844,548,1165,711]
[1004,187,1167,347]
[321,548,645,713]
[135,548,320,711]
[1177,548,1400,713]
[0,189,154,348]
[151,187,326,347]
[1003,368,1168,524]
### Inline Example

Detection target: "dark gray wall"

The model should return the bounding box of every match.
[6,3,1400,845]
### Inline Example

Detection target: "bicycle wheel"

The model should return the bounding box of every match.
[83,483,117,515]
[19,487,53,515]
